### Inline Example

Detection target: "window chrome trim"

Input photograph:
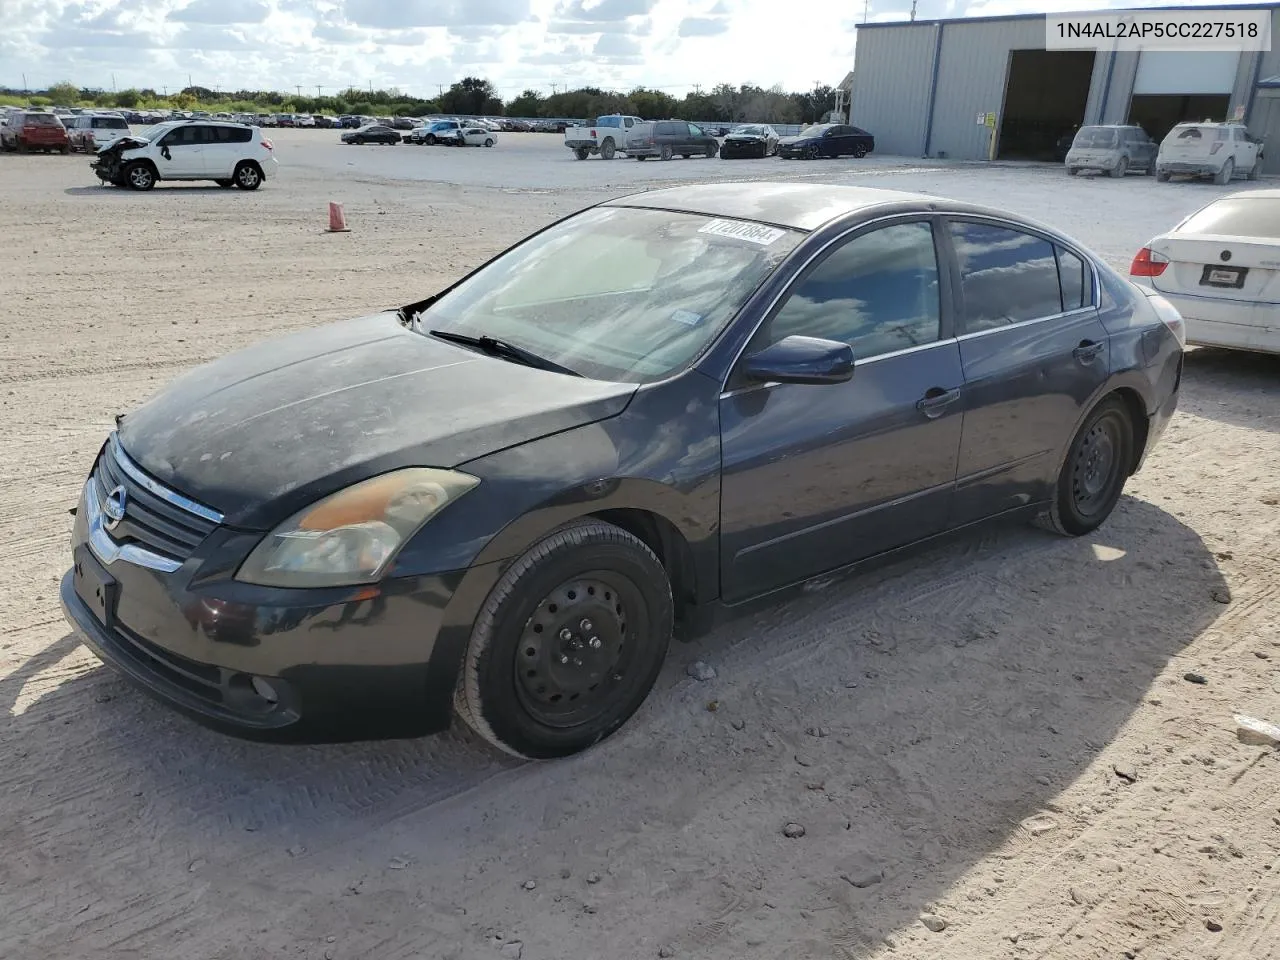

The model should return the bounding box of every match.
[109,433,224,524]
[83,478,183,574]
[953,305,1098,343]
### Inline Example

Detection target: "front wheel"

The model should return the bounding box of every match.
[124,162,155,191]
[353,137,365,145]
[425,135,436,145]
[455,519,674,760]
[1038,397,1134,537]
[233,161,262,190]
[804,144,819,160]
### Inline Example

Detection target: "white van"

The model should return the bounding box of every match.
[1155,121,1264,184]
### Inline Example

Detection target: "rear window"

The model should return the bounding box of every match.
[1073,127,1118,148]
[93,117,128,129]
[597,117,621,127]
[1167,125,1226,144]
[26,113,61,126]
[1177,198,1280,240]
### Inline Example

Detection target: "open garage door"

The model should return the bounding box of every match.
[1128,51,1237,143]
[997,49,1095,161]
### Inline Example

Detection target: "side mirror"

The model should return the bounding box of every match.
[743,335,854,385]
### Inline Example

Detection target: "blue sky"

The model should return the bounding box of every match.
[0,0,1260,98]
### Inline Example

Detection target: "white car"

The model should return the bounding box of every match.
[63,113,131,152]
[446,125,498,147]
[90,120,278,191]
[1129,189,1279,354]
[1155,121,1264,184]
[295,115,316,128]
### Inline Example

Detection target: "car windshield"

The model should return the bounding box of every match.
[733,125,763,135]
[141,123,177,141]
[1073,127,1118,148]
[416,206,803,383]
[798,124,833,138]
[1178,197,1280,240]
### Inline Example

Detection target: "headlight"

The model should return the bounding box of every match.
[235,468,479,588]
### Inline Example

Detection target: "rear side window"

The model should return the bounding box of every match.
[1056,247,1089,312]
[949,221,1064,332]
[1178,197,1280,240]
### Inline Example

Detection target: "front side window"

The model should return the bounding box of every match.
[419,206,803,383]
[763,221,942,360]
[949,221,1064,333]
[689,124,704,136]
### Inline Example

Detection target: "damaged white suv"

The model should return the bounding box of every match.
[91,119,278,191]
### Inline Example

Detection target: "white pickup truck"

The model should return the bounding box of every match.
[564,115,643,160]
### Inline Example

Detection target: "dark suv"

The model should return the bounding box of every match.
[625,120,720,160]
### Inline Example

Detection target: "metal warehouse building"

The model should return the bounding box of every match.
[849,4,1280,174]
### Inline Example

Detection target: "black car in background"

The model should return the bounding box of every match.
[719,123,779,159]
[625,120,720,160]
[778,123,875,160]
[341,123,401,145]
[60,182,1184,760]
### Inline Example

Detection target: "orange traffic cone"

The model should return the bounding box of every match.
[327,202,351,233]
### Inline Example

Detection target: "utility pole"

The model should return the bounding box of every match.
[22,73,27,93]
[112,73,116,92]
[863,0,870,22]
[316,85,323,99]
[296,84,302,99]
[910,0,917,20]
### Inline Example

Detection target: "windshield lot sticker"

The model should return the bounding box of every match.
[699,219,787,246]
[670,309,703,327]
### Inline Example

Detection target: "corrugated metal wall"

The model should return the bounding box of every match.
[929,18,1045,161]
[848,23,939,157]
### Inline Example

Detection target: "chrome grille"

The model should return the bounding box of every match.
[87,434,223,570]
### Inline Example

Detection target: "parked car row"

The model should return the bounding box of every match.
[343,120,499,147]
[1065,121,1265,183]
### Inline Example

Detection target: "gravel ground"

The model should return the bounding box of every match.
[2,132,1278,960]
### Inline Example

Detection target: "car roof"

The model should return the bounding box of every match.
[603,182,938,232]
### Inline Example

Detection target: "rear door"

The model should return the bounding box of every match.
[944,218,1110,525]
[1160,125,1217,166]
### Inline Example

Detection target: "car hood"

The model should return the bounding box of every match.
[725,133,764,141]
[116,313,637,529]
[778,136,811,146]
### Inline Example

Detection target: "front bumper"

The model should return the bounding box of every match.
[721,141,767,157]
[61,485,502,742]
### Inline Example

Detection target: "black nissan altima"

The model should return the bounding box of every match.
[61,182,1186,759]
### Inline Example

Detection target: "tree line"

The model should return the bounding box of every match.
[6,77,840,125]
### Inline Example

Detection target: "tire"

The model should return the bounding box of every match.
[354,137,365,145]
[1067,166,1079,176]
[60,145,69,155]
[1214,158,1234,185]
[1037,397,1134,537]
[1156,169,1171,182]
[1110,156,1128,178]
[574,147,589,160]
[124,162,155,191]
[636,155,646,160]
[215,179,234,188]
[804,144,819,160]
[233,161,262,190]
[455,519,674,760]
[425,135,436,145]
[600,138,616,160]
[659,144,672,161]
[484,138,494,147]
[853,143,867,158]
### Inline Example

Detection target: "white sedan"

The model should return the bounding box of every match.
[445,125,498,147]
[1129,189,1279,355]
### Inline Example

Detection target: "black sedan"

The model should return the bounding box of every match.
[720,123,780,159]
[778,123,874,159]
[341,123,400,145]
[60,182,1184,759]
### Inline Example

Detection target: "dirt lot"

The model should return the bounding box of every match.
[2,134,1278,960]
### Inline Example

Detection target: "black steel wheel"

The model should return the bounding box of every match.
[456,519,673,759]
[1039,396,1134,536]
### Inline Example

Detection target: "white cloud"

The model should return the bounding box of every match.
[1,0,1248,101]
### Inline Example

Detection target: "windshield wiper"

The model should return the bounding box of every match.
[428,329,581,377]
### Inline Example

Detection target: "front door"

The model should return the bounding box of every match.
[944,218,1111,525]
[719,218,964,602]
[157,125,205,177]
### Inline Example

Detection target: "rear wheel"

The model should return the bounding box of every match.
[1214,158,1234,185]
[600,138,616,160]
[233,161,262,190]
[1038,397,1134,537]
[853,143,867,158]
[455,519,674,759]
[60,145,70,155]
[659,144,673,161]
[574,146,590,160]
[1156,169,1171,182]
[484,138,494,147]
[1110,156,1128,178]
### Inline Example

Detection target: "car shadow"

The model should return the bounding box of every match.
[1,497,1230,957]
[1180,346,1280,434]
[62,184,245,196]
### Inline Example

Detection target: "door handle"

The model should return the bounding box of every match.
[916,387,961,419]
[1073,340,1103,364]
